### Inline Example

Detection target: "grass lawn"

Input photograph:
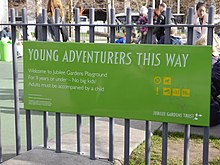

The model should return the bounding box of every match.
[128,130,220,165]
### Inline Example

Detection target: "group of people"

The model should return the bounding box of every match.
[134,1,220,126]
[35,0,220,126]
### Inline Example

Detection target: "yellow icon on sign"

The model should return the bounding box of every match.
[156,87,159,95]
[163,77,171,85]
[172,88,180,96]
[154,76,161,85]
[182,89,190,97]
[163,88,171,96]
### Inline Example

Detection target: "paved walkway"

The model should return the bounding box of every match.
[1,118,220,165]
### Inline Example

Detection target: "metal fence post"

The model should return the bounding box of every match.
[55,8,61,153]
[164,7,171,44]
[125,8,132,44]
[74,8,82,154]
[75,8,80,42]
[22,8,32,151]
[124,8,132,165]
[38,8,49,148]
[147,7,153,44]
[90,116,95,160]
[202,5,214,165]
[184,125,190,165]
[10,8,21,156]
[162,122,168,165]
[89,8,95,43]
[110,8,116,44]
[88,8,96,160]
[145,7,153,165]
[145,121,151,165]
[109,8,115,162]
[0,116,2,162]
[124,119,130,165]
[187,8,193,45]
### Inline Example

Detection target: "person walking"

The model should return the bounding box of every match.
[35,0,67,42]
[153,2,167,42]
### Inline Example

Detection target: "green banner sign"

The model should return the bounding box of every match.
[23,41,212,126]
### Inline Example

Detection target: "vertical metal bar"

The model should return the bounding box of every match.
[145,121,151,165]
[54,9,61,42]
[10,8,21,156]
[75,9,81,154]
[22,8,32,151]
[125,8,131,44]
[124,119,130,165]
[55,9,61,153]
[124,9,131,165]
[22,9,28,40]
[183,125,190,165]
[108,9,115,162]
[89,8,95,43]
[147,7,153,44]
[164,8,171,44]
[203,127,209,165]
[0,116,2,163]
[42,9,48,41]
[162,122,168,165]
[75,8,80,42]
[56,113,61,153]
[90,116,95,160]
[110,8,116,43]
[41,9,48,148]
[207,6,214,45]
[109,117,114,162]
[76,114,81,153]
[26,110,32,150]
[43,112,48,148]
[187,8,194,45]
[202,7,213,164]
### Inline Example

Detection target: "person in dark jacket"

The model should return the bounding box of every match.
[1,27,11,39]
[194,34,220,126]
[158,27,182,45]
[153,2,167,41]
